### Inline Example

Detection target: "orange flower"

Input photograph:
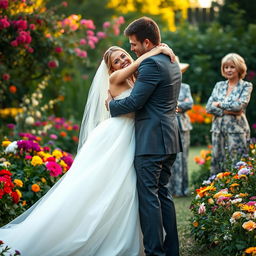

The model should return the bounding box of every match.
[31,184,41,192]
[192,221,199,227]
[22,200,27,206]
[245,247,256,254]
[242,220,256,231]
[196,185,216,198]
[9,85,17,93]
[60,131,67,137]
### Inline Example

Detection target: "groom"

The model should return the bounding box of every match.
[106,17,182,256]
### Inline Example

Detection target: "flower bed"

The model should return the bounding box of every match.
[190,141,256,255]
[0,135,74,226]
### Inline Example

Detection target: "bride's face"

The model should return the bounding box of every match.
[110,50,132,72]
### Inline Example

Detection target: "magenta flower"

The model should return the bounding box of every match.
[7,123,15,129]
[61,155,73,167]
[13,19,28,30]
[48,60,59,68]
[0,17,10,30]
[55,47,63,53]
[25,155,32,160]
[0,0,8,9]
[46,162,62,177]
[2,73,10,80]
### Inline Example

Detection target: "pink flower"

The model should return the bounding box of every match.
[198,202,206,214]
[13,19,28,30]
[16,31,32,44]
[61,1,68,7]
[87,35,98,43]
[27,47,34,53]
[86,30,94,36]
[0,0,8,9]
[55,47,63,53]
[48,60,59,69]
[0,17,10,30]
[50,134,58,140]
[117,16,125,24]
[29,24,36,30]
[80,19,95,29]
[2,73,10,80]
[113,25,120,36]
[10,40,18,47]
[87,40,95,49]
[46,162,62,177]
[96,31,106,39]
[79,39,86,45]
[103,21,110,28]
[25,155,32,160]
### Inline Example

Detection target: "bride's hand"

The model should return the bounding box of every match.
[157,44,176,62]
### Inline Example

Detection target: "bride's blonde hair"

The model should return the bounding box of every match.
[103,46,133,74]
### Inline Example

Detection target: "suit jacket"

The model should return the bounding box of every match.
[109,54,183,156]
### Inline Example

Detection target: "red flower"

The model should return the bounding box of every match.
[0,169,12,176]
[11,191,20,203]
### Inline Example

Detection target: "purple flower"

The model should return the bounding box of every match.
[238,167,251,175]
[17,140,41,152]
[235,161,247,168]
[249,196,256,200]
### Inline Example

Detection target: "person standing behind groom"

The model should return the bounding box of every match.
[106,17,182,256]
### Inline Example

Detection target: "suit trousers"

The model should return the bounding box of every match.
[134,154,179,256]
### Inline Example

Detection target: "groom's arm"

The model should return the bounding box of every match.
[109,57,160,117]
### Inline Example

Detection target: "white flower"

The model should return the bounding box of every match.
[25,116,35,125]
[223,234,232,241]
[231,198,242,204]
[229,218,236,224]
[5,141,18,153]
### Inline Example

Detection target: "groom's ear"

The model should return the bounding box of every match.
[143,39,153,49]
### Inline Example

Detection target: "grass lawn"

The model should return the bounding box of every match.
[173,146,220,256]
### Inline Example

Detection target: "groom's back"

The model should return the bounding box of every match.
[135,53,182,156]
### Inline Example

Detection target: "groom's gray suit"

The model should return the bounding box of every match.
[109,53,182,256]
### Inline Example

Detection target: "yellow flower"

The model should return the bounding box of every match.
[208,198,214,204]
[240,204,256,213]
[14,179,23,187]
[31,156,43,166]
[16,189,22,199]
[59,160,67,168]
[242,220,256,231]
[2,140,11,147]
[41,177,47,183]
[52,149,63,159]
[3,161,11,167]
[31,184,41,192]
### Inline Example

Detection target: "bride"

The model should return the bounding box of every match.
[0,45,174,256]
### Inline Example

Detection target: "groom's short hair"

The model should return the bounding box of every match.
[124,17,161,45]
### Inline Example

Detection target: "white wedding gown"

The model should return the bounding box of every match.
[0,89,141,256]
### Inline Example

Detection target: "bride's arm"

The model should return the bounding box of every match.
[109,45,175,85]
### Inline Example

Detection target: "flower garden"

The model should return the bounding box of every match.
[190,141,256,255]
[1,0,256,255]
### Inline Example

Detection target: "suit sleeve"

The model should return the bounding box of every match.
[109,57,160,117]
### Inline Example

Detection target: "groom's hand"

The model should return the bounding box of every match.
[105,90,113,111]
